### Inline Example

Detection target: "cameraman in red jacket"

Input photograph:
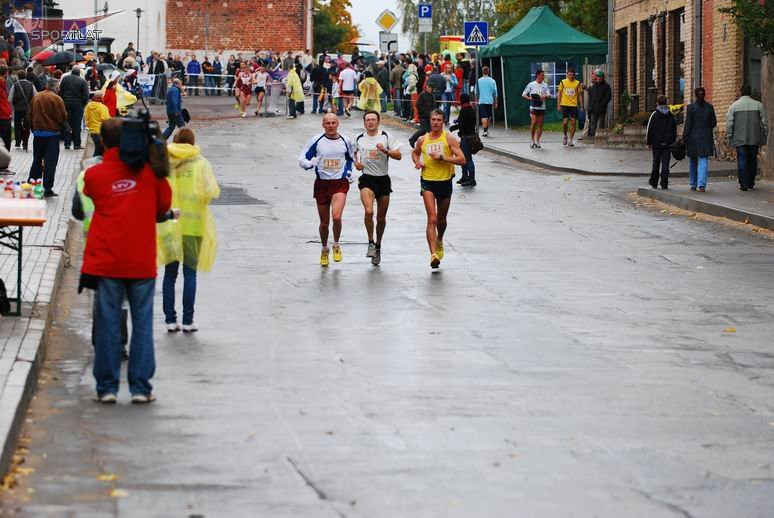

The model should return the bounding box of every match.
[82,117,173,404]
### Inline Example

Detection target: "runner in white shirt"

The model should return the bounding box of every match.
[298,113,354,266]
[338,62,358,117]
[521,69,552,148]
[354,110,402,265]
[252,65,269,115]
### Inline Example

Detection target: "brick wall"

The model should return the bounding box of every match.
[165,0,308,54]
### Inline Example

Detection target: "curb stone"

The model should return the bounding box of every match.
[379,112,736,178]
[636,187,774,230]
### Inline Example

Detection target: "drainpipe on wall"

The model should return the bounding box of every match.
[306,0,313,52]
[607,0,614,125]
[692,0,702,91]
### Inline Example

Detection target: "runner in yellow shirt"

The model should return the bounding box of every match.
[411,109,466,269]
[557,67,584,147]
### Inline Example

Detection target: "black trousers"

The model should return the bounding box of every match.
[588,112,603,137]
[29,135,60,191]
[650,148,671,188]
[0,119,11,151]
[188,75,199,95]
[13,110,29,149]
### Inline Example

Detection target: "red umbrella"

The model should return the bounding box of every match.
[31,49,55,62]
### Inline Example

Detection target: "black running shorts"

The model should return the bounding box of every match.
[358,174,392,199]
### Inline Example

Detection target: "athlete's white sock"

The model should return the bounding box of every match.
[322,245,329,251]
[333,242,340,248]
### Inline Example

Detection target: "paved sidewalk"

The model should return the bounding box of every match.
[480,127,737,177]
[382,113,736,177]
[638,178,774,229]
[0,144,80,475]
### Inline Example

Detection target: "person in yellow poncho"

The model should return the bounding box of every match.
[158,128,220,333]
[286,63,305,119]
[357,70,382,112]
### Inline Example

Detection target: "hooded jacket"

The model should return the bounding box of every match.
[286,69,305,103]
[646,108,677,149]
[682,100,716,158]
[157,143,220,272]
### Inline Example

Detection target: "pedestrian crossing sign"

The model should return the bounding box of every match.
[464,21,489,46]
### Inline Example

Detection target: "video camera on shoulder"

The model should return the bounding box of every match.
[119,108,169,178]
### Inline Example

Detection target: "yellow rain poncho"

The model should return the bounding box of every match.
[286,69,306,103]
[357,77,382,111]
[157,143,221,272]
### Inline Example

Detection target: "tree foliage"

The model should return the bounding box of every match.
[396,0,497,53]
[496,0,608,39]
[313,0,360,55]
[719,0,774,54]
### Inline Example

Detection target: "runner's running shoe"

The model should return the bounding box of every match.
[430,254,441,269]
[436,240,444,260]
[371,247,381,266]
[332,245,343,262]
[321,248,330,267]
[367,243,376,257]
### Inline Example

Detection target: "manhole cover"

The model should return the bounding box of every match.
[211,185,266,206]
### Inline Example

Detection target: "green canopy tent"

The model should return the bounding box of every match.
[479,6,607,127]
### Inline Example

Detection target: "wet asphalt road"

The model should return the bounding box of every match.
[2,109,774,517]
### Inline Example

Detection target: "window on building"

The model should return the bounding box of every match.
[645,18,657,110]
[530,61,577,98]
[745,38,762,100]
[672,8,686,104]
[631,23,638,94]
[617,28,628,95]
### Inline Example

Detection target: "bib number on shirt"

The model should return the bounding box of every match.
[365,149,381,160]
[426,143,443,156]
[323,159,341,171]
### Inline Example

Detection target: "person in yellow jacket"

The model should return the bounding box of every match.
[357,70,383,112]
[84,91,110,156]
[158,128,220,333]
[286,63,306,119]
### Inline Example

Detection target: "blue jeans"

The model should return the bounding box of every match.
[29,134,60,191]
[94,278,156,396]
[204,75,215,95]
[460,137,475,181]
[442,91,455,122]
[393,89,402,115]
[689,156,708,188]
[163,261,197,325]
[736,145,758,188]
[64,102,83,148]
[163,113,185,140]
[380,92,388,113]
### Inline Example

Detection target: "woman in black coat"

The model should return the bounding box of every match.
[449,93,477,186]
[682,86,716,192]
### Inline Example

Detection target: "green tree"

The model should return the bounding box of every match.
[495,0,560,34]
[718,0,774,54]
[313,0,359,54]
[396,0,497,53]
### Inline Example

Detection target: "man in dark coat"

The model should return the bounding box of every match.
[682,86,716,192]
[586,69,612,137]
[646,95,677,190]
[409,83,437,148]
[59,65,90,149]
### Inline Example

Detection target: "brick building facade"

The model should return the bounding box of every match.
[612,0,765,160]
[165,0,312,55]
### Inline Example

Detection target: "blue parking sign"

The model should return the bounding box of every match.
[418,3,432,19]
[464,21,489,46]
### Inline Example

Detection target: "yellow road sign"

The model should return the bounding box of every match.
[376,9,398,32]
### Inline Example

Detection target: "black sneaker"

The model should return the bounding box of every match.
[461,179,477,187]
[740,186,748,191]
[74,146,84,150]
[44,190,58,197]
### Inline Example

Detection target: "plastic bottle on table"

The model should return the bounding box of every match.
[3,181,12,198]
[33,180,44,200]
[12,181,21,199]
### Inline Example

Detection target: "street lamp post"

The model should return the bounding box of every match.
[135,8,143,54]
